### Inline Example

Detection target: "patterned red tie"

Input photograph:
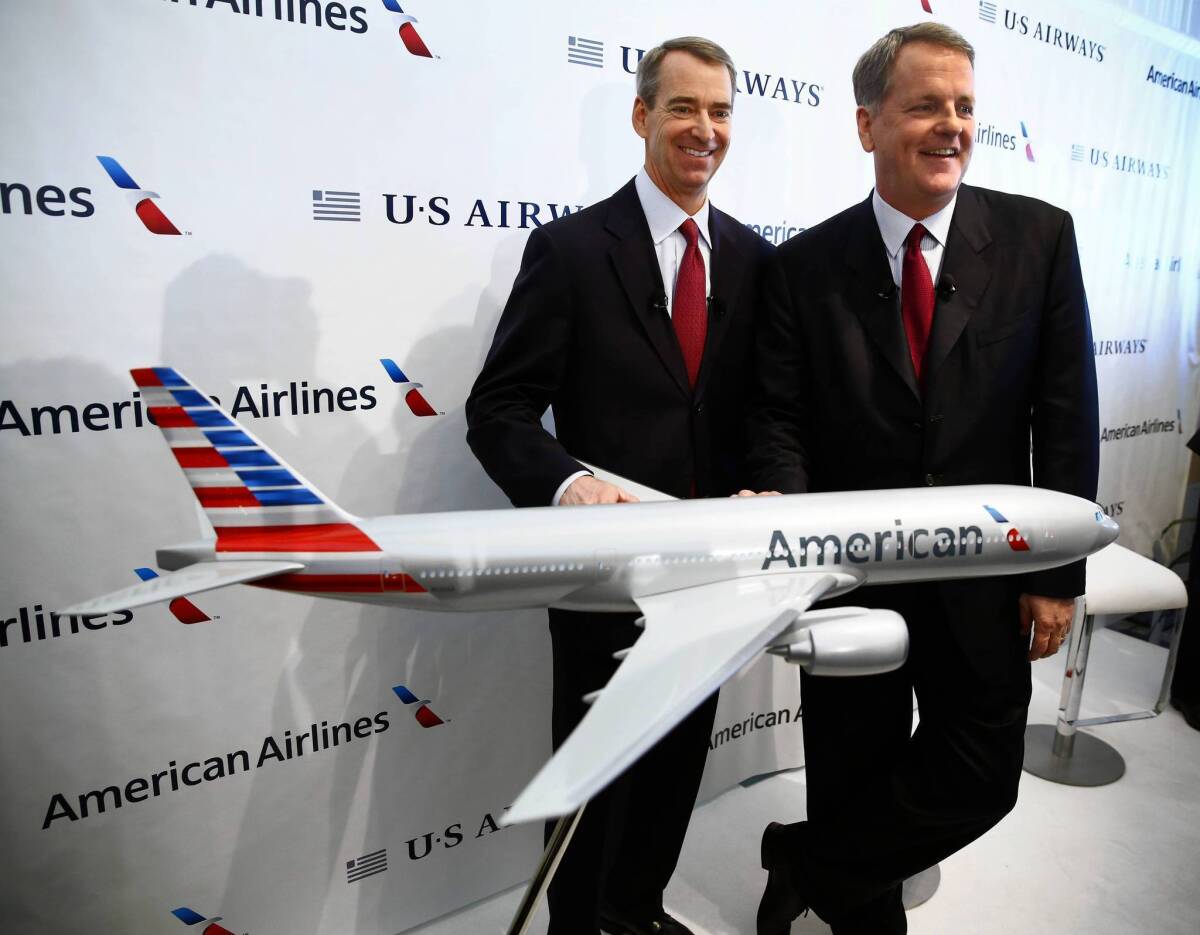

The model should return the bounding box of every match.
[901,223,935,385]
[673,218,708,388]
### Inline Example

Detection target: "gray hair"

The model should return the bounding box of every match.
[636,37,737,108]
[852,23,975,110]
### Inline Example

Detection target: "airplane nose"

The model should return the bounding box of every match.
[1095,510,1120,549]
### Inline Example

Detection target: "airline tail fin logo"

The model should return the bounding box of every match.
[380,358,439,416]
[170,907,237,935]
[392,684,445,727]
[381,1,433,57]
[131,367,379,555]
[1006,528,1031,551]
[984,505,1031,551]
[135,568,210,623]
[96,156,181,235]
[921,0,933,12]
[1020,121,1036,162]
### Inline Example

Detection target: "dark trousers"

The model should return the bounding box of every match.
[776,583,1032,934]
[544,607,718,935]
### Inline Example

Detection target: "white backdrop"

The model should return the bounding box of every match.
[2,1,1198,933]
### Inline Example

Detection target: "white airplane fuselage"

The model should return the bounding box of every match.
[176,485,1116,613]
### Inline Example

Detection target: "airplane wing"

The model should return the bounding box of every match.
[505,571,843,824]
[576,460,678,502]
[57,560,303,616]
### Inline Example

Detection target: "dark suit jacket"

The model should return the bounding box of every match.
[747,185,1099,669]
[467,178,774,505]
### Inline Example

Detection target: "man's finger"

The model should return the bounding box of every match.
[1018,593,1034,636]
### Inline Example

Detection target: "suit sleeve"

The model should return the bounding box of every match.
[465,226,586,508]
[1027,210,1099,598]
[743,250,810,494]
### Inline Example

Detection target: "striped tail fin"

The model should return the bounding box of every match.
[132,367,381,555]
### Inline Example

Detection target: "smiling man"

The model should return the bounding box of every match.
[747,23,1098,934]
[466,36,772,935]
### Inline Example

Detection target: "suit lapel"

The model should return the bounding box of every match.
[693,207,744,399]
[605,180,691,397]
[925,185,992,385]
[843,196,921,401]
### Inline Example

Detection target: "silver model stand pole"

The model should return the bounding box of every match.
[506,805,586,935]
[1023,598,1128,785]
[902,864,941,909]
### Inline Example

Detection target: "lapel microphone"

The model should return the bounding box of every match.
[877,283,898,301]
[937,274,958,300]
[650,292,668,316]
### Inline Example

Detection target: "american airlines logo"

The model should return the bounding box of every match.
[96,156,183,235]
[761,505,1029,570]
[381,0,433,57]
[134,568,211,623]
[392,683,445,727]
[171,906,240,935]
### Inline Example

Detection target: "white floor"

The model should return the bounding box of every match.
[412,629,1200,934]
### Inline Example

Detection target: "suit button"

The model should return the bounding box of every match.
[929,414,944,424]
[911,422,923,431]
[924,473,939,486]
[694,403,704,415]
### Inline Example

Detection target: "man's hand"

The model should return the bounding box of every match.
[559,475,639,506]
[1019,593,1076,661]
[734,490,782,497]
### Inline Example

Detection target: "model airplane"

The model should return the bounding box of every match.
[59,367,1119,823]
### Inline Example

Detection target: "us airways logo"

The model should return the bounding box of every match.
[979,4,1106,63]
[567,36,822,108]
[381,0,433,57]
[1094,338,1148,356]
[1070,143,1170,180]
[96,156,183,235]
[392,684,445,727]
[171,906,241,935]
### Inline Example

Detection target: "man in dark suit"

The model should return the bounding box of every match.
[748,23,1099,934]
[465,36,773,935]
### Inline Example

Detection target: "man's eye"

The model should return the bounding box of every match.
[959,104,975,117]
[713,110,732,120]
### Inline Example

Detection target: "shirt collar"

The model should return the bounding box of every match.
[635,167,712,249]
[871,188,958,258]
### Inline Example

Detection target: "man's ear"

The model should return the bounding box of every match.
[856,105,875,153]
[632,96,649,140]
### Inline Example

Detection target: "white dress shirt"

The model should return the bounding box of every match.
[871,188,957,288]
[552,170,713,505]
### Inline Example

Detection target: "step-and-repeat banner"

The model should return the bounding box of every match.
[2,1,1198,932]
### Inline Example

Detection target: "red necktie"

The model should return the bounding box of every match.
[673,218,707,388]
[901,223,935,385]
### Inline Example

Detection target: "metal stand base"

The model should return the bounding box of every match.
[1023,724,1126,786]
[505,805,586,935]
[901,863,941,909]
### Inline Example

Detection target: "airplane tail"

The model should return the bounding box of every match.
[132,367,381,555]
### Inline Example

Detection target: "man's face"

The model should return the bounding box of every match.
[857,41,975,219]
[633,50,733,212]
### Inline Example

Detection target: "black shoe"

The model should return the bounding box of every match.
[599,906,695,935]
[757,822,807,935]
[1172,696,1200,731]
